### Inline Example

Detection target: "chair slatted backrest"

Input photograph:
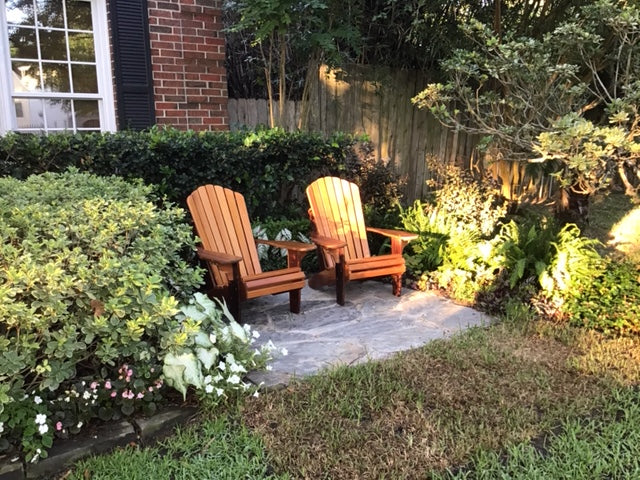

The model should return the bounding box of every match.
[306,177,370,268]
[187,185,262,285]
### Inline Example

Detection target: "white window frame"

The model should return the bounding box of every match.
[0,0,116,134]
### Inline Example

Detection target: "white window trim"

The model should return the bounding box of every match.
[0,0,116,134]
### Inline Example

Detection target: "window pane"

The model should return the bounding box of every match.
[66,0,91,30]
[71,63,96,93]
[12,61,41,91]
[74,99,99,128]
[39,29,67,60]
[44,98,72,128]
[14,97,44,129]
[5,1,35,26]
[8,26,37,59]
[41,62,69,92]
[36,0,63,28]
[68,31,94,61]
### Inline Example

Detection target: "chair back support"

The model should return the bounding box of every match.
[306,177,370,268]
[187,185,262,286]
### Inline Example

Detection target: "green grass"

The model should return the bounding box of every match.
[60,415,289,480]
[242,321,637,479]
[436,387,640,479]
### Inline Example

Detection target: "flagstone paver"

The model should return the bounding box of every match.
[246,281,490,388]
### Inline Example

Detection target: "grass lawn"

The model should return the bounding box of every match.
[62,193,640,479]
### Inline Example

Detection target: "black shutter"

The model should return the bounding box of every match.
[110,0,156,130]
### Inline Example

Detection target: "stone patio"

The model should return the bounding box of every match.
[245,280,491,388]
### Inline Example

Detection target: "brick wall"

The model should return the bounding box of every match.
[147,0,229,130]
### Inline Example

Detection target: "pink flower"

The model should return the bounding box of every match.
[148,386,154,392]
[127,369,133,377]
[104,381,112,389]
[55,422,63,431]
[136,392,144,399]
[125,376,131,383]
[122,391,128,398]
[127,392,135,400]
[110,391,117,398]
[90,382,98,390]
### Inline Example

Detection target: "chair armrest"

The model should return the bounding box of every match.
[366,227,418,256]
[255,238,316,253]
[310,234,347,251]
[196,247,242,265]
[366,227,418,242]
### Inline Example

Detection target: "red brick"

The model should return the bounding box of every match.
[157,1,180,10]
[156,102,178,109]
[155,87,178,95]
[162,80,184,88]
[164,110,188,117]
[152,71,177,79]
[149,25,172,34]
[160,65,184,73]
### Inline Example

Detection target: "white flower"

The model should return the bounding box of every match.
[204,375,212,384]
[213,374,223,383]
[64,397,70,403]
[30,449,41,463]
[253,390,260,398]
[280,347,288,356]
[227,374,241,384]
[35,414,47,425]
[77,421,83,429]
[229,362,247,373]
[38,424,49,435]
[83,391,91,400]
[33,396,42,405]
[204,384,214,394]
[218,361,226,371]
[215,388,224,396]
[209,333,217,344]
[252,330,260,339]
[266,365,273,371]
[0,422,4,433]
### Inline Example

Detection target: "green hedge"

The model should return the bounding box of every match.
[0,127,387,220]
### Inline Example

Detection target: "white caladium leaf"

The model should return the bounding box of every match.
[179,304,207,322]
[228,319,248,343]
[194,331,213,348]
[196,346,219,370]
[162,363,187,398]
[163,352,203,396]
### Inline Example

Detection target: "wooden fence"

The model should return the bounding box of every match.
[228,65,554,202]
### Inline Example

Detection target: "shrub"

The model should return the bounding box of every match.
[0,128,403,221]
[562,260,640,335]
[400,159,509,301]
[0,170,203,461]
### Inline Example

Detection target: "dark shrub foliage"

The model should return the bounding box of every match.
[0,127,403,220]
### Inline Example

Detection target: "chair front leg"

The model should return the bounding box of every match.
[289,288,302,314]
[391,273,402,297]
[336,252,346,306]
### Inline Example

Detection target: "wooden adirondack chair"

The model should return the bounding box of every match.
[187,185,315,320]
[306,176,418,305]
